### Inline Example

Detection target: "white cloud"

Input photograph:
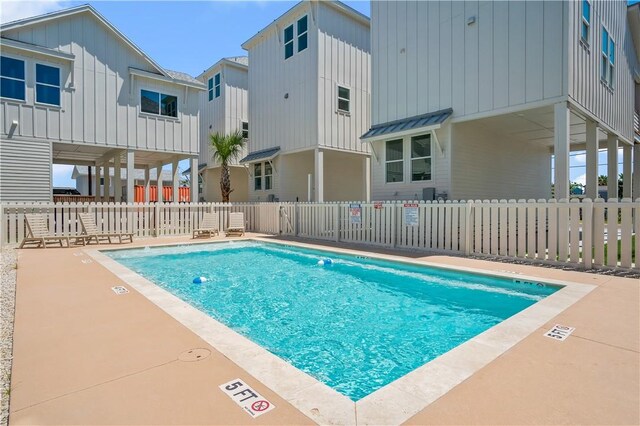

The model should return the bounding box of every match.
[573,173,587,185]
[0,1,72,25]
[572,153,586,165]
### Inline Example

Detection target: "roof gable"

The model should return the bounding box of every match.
[1,4,167,77]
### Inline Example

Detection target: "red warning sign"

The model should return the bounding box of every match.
[251,400,270,412]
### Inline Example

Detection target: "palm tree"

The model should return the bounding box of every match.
[209,130,246,202]
[597,175,607,186]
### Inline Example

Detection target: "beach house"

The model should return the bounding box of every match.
[241,0,372,202]
[364,0,640,201]
[0,5,203,202]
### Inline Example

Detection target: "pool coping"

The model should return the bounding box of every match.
[86,238,596,425]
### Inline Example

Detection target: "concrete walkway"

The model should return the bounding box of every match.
[7,235,639,425]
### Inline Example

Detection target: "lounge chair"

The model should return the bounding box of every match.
[225,212,246,237]
[192,212,220,238]
[19,214,69,248]
[78,212,133,244]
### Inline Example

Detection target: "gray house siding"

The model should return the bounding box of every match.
[0,139,51,201]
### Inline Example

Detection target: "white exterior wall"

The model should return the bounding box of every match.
[1,12,199,154]
[449,122,551,200]
[370,126,451,201]
[198,62,248,166]
[247,3,318,154]
[316,4,371,154]
[0,139,51,201]
[201,166,249,202]
[568,0,637,143]
[370,0,567,125]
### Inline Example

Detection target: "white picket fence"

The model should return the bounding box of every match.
[0,202,281,245]
[1,198,638,270]
[280,199,640,270]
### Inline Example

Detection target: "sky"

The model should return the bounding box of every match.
[0,1,630,189]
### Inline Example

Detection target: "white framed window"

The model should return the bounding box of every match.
[0,56,25,101]
[297,15,308,53]
[214,73,221,98]
[385,139,404,183]
[242,121,249,139]
[337,86,350,113]
[581,0,590,45]
[208,77,214,101]
[601,27,615,89]
[140,89,178,118]
[35,63,61,106]
[284,24,294,59]
[410,134,432,182]
[254,163,262,190]
[264,162,273,190]
[608,38,615,88]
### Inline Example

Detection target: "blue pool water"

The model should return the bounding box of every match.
[106,241,558,401]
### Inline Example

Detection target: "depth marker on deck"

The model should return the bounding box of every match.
[219,378,275,418]
[544,324,575,341]
[111,286,129,295]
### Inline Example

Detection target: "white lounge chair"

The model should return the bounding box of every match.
[19,214,69,248]
[79,213,133,244]
[225,212,246,237]
[192,212,220,238]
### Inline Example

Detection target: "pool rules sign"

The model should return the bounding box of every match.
[219,379,275,418]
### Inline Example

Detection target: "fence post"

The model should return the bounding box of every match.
[334,204,340,242]
[295,203,300,237]
[581,198,593,269]
[154,202,161,237]
[391,202,397,248]
[464,200,473,255]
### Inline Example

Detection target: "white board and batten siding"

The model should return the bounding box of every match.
[1,7,201,201]
[197,59,249,167]
[568,0,638,143]
[245,1,371,155]
[371,0,567,126]
[1,11,200,153]
[316,3,371,154]
[245,2,319,154]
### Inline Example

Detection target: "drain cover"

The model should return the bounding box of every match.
[178,348,211,362]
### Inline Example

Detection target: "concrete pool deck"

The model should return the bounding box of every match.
[7,234,640,425]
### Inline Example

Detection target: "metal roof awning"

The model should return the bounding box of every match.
[182,163,207,175]
[361,108,453,141]
[239,146,281,164]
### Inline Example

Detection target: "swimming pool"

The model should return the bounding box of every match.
[105,240,558,401]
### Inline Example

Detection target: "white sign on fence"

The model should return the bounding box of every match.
[350,203,362,224]
[403,203,419,226]
[219,378,275,418]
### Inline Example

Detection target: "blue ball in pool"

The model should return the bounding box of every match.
[324,258,333,265]
[193,276,207,284]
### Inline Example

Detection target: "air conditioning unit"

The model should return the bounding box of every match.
[267,194,276,202]
[422,187,435,201]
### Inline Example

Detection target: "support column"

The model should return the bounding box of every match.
[190,157,199,203]
[103,163,110,202]
[126,150,135,203]
[94,164,101,201]
[144,166,150,203]
[114,155,122,202]
[172,159,180,203]
[553,102,570,199]
[585,120,599,199]
[633,144,640,200]
[607,134,618,200]
[363,156,371,202]
[314,148,324,202]
[156,165,164,203]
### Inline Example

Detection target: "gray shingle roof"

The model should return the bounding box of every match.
[164,69,202,86]
[361,108,453,140]
[239,147,281,163]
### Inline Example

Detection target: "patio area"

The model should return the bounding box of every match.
[5,235,639,425]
